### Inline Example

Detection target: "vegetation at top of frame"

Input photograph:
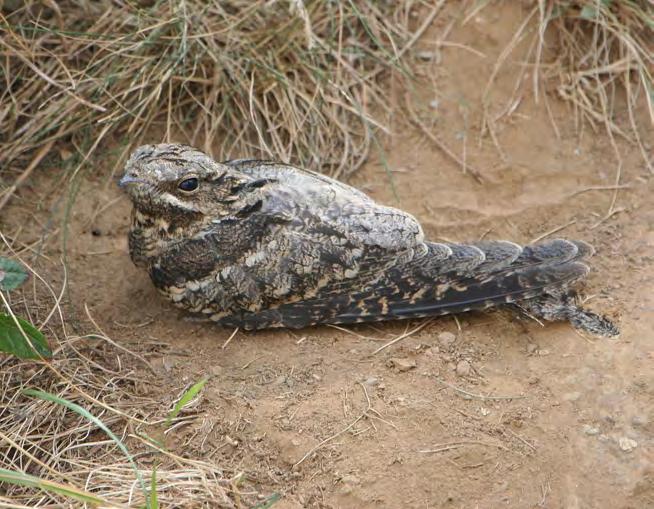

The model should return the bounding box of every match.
[537,1,653,156]
[0,0,415,181]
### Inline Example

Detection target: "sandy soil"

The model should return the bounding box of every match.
[4,3,653,508]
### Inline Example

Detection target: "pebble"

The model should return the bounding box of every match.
[429,99,440,109]
[582,424,600,435]
[562,392,581,402]
[416,50,436,61]
[456,360,471,377]
[438,331,456,347]
[224,435,239,447]
[387,358,416,372]
[363,376,379,387]
[618,437,638,452]
[526,343,538,354]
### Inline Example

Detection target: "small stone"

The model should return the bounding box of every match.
[387,358,416,372]
[526,343,538,354]
[363,376,379,387]
[538,349,551,356]
[582,424,599,435]
[618,437,637,452]
[480,407,491,416]
[563,392,581,402]
[429,99,440,109]
[91,228,102,237]
[312,373,322,381]
[456,360,471,377]
[438,332,456,347]
[224,435,239,447]
[416,50,436,61]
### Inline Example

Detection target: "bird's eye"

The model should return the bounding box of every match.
[178,177,199,192]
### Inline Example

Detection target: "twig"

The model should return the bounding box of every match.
[222,327,240,349]
[434,377,525,401]
[372,320,432,355]
[506,428,537,451]
[419,439,510,453]
[530,219,576,244]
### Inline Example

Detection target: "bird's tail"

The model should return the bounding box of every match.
[220,239,618,336]
[331,239,592,322]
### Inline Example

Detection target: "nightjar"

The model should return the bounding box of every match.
[119,144,618,336]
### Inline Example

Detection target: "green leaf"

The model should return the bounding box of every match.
[0,468,117,507]
[23,389,147,502]
[0,313,52,359]
[0,256,28,291]
[165,377,208,428]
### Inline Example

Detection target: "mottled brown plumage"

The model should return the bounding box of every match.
[119,144,618,336]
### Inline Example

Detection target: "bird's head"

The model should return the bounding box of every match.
[119,144,259,228]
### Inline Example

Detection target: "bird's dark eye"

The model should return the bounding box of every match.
[178,177,199,192]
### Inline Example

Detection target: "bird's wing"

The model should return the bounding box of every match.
[202,161,594,330]
[207,161,430,312]
[214,238,593,329]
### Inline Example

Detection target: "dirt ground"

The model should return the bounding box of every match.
[4,2,653,508]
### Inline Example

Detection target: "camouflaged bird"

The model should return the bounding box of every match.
[119,144,618,336]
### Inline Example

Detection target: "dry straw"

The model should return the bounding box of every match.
[482,0,653,171]
[0,0,416,207]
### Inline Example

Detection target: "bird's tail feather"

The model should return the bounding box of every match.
[221,239,609,332]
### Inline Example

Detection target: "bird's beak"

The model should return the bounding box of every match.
[118,174,147,188]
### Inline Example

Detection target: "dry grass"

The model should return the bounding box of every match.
[0,237,250,507]
[480,0,653,171]
[0,0,418,206]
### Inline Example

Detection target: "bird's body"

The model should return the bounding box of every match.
[120,144,617,336]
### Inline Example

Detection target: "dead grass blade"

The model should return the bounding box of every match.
[0,0,419,210]
[478,0,653,171]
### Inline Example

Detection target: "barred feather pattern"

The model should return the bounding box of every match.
[120,144,618,336]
